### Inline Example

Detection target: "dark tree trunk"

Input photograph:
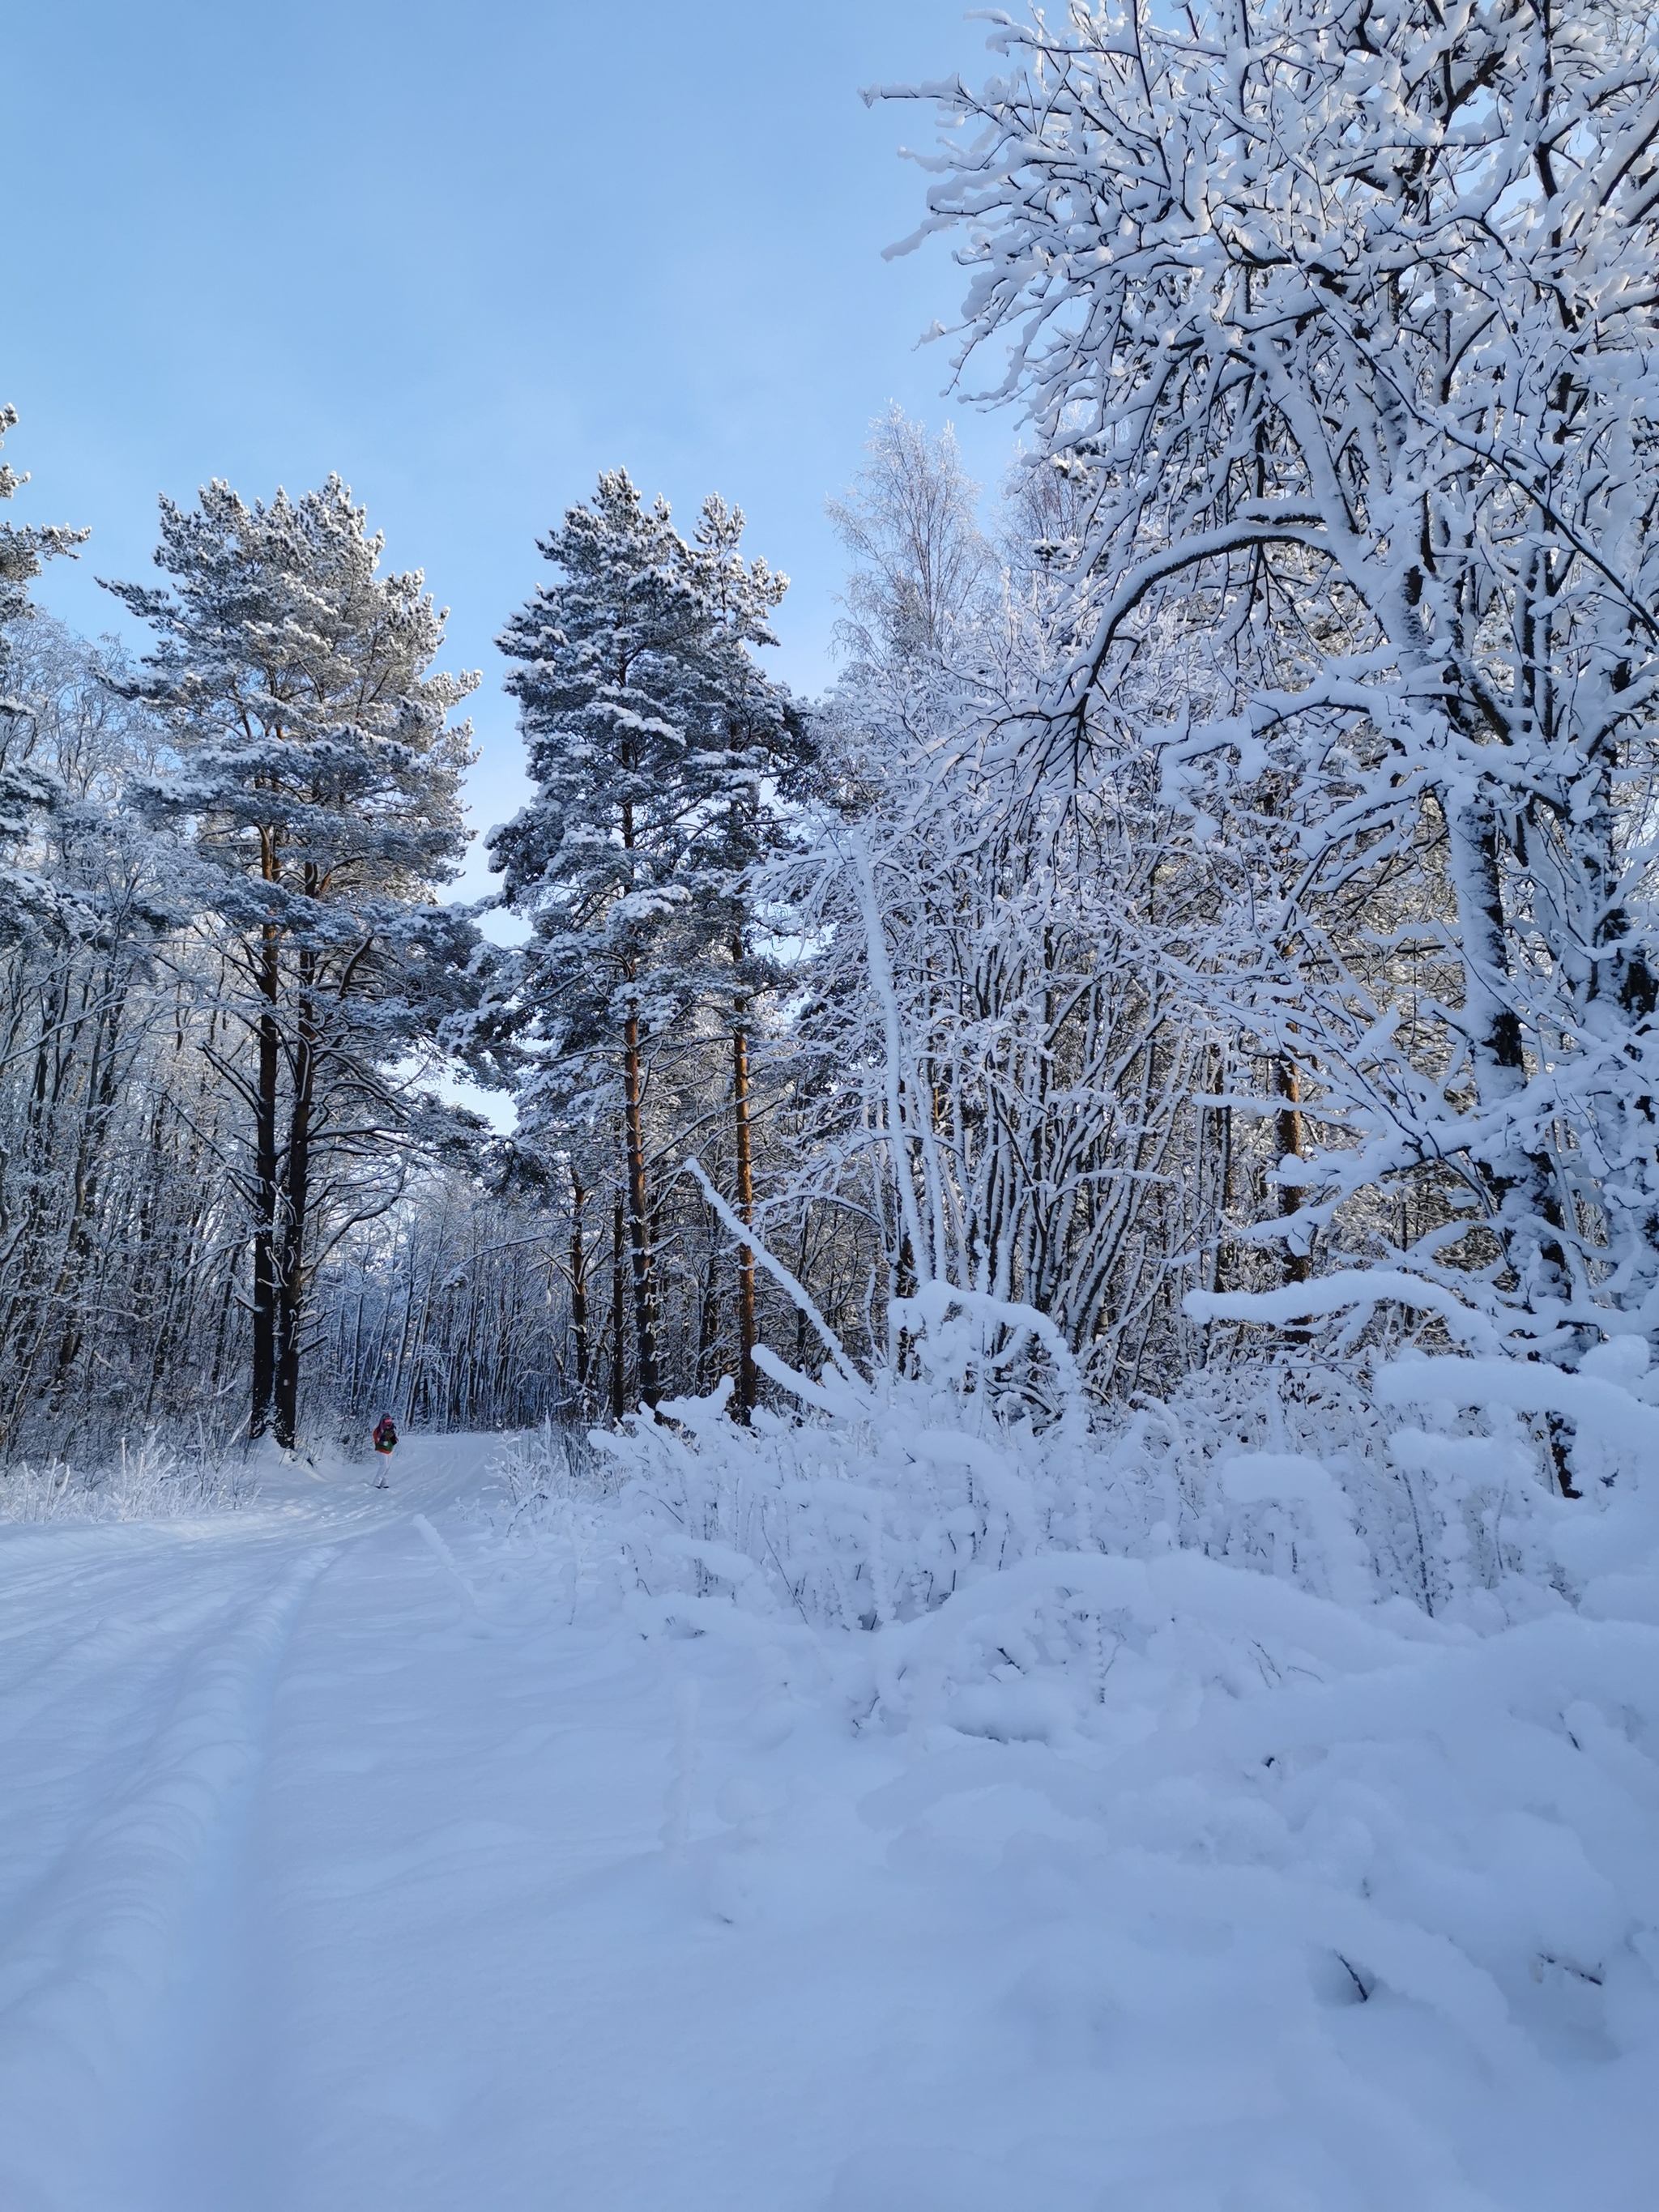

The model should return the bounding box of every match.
[250,925,280,1440]
[273,984,316,1450]
[1273,1055,1310,1283]
[1273,1054,1311,1345]
[610,1193,626,1423]
[569,1167,590,1407]
[732,1003,758,1420]
[621,1005,662,1408]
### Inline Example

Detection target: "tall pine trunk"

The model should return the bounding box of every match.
[250,923,280,1441]
[731,995,757,1419]
[610,1193,626,1421]
[621,1003,662,1408]
[273,980,316,1450]
[569,1166,590,1408]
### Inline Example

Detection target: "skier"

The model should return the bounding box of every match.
[371,1411,398,1487]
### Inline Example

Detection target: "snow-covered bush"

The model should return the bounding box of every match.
[0,1436,255,1521]
[588,1309,1659,2095]
[489,1420,616,1524]
[598,1287,1574,1640]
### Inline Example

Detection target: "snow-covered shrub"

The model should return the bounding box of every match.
[491,1421,616,1520]
[476,1421,624,1610]
[597,1286,1569,1643]
[588,1308,1659,2086]
[0,1437,256,1521]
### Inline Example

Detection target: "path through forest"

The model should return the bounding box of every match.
[1,1440,1051,2212]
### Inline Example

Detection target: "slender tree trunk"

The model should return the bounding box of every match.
[48,989,127,1400]
[695,1230,721,1394]
[732,998,757,1419]
[894,1230,918,1377]
[208,1244,239,1395]
[1273,1055,1310,1284]
[273,983,316,1449]
[404,1253,439,1432]
[610,1193,626,1422]
[795,1216,811,1371]
[569,1166,590,1408]
[251,923,280,1440]
[1210,1041,1234,1301]
[1444,791,1572,1303]
[1273,1052,1311,1345]
[621,1003,662,1408]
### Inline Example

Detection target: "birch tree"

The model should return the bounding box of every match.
[887,0,1659,1364]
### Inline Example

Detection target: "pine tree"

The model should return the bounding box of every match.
[491,470,801,1413]
[108,477,478,1447]
[680,494,808,1414]
[0,405,90,944]
[492,471,697,1409]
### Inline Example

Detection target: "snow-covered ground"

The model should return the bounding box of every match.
[1,1426,1653,2212]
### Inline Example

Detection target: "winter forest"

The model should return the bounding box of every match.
[4,3,1658,2206]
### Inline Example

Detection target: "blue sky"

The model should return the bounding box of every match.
[8,1,1022,896]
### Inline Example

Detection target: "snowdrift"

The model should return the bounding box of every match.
[565,1315,1659,2207]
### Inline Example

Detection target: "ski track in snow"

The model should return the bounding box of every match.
[0,1436,1651,2212]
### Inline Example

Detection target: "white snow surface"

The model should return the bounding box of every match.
[1,1424,1654,2212]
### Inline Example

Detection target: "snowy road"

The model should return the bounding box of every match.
[2,1439,1653,2212]
[0,1443,1002,2212]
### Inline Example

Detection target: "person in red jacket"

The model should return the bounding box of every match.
[371,1413,397,1485]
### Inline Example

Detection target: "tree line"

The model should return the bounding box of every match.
[3,0,1657,1483]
